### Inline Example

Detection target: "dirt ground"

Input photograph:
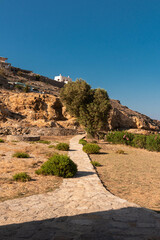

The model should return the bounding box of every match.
[89,141,160,212]
[0,135,72,202]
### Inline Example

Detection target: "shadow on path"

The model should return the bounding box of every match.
[0,207,159,240]
[75,171,96,178]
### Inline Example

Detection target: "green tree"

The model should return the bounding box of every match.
[60,79,111,137]
[79,88,111,137]
[60,79,92,117]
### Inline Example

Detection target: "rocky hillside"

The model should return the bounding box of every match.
[0,65,64,95]
[108,99,160,132]
[0,65,160,135]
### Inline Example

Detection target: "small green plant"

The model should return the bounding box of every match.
[37,140,51,144]
[35,154,77,178]
[55,143,69,151]
[0,139,4,143]
[83,143,101,154]
[79,139,87,145]
[91,161,101,167]
[48,145,55,148]
[12,152,30,158]
[35,169,44,175]
[116,149,125,154]
[13,172,31,182]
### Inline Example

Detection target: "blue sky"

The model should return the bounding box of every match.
[0,0,160,120]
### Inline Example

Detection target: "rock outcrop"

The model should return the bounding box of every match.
[0,90,78,135]
[108,99,160,131]
[0,91,64,126]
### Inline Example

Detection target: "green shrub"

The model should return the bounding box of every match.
[37,140,51,144]
[35,75,40,81]
[55,143,69,151]
[106,131,134,145]
[35,154,77,178]
[116,149,125,154]
[106,131,160,152]
[48,145,55,148]
[35,169,44,175]
[79,139,87,145]
[83,143,101,154]
[0,139,4,143]
[132,135,147,149]
[91,161,101,167]
[146,135,160,152]
[13,172,31,182]
[12,152,30,158]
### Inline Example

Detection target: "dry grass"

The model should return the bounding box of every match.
[90,141,160,212]
[0,135,73,202]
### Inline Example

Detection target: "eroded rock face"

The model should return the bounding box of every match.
[108,99,160,131]
[0,90,78,135]
[0,91,64,125]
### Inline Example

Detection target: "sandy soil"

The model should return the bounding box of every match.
[0,135,72,202]
[89,141,160,212]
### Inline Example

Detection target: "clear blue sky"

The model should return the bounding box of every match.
[0,0,160,120]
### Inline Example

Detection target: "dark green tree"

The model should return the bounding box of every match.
[79,88,111,137]
[60,79,92,117]
[60,79,111,137]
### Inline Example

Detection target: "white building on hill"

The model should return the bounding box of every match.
[54,74,72,84]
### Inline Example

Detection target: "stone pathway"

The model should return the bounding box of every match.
[0,134,160,240]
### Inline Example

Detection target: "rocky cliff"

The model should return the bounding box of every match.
[108,99,160,132]
[0,90,74,128]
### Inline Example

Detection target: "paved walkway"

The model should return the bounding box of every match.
[0,135,160,240]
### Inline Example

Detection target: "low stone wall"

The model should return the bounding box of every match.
[6,135,40,142]
[0,127,77,136]
[29,127,77,136]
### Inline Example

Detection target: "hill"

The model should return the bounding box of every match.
[0,65,160,135]
[0,66,64,95]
